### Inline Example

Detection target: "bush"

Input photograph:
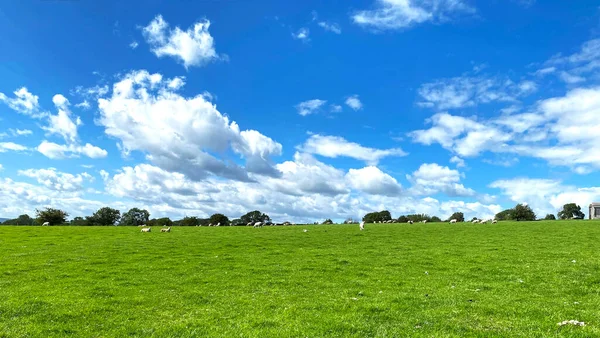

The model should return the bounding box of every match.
[447,212,464,222]
[35,208,69,226]
[558,203,584,220]
[363,210,392,223]
[544,214,557,220]
[513,204,536,221]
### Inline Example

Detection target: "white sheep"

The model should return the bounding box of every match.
[161,227,171,233]
[42,221,49,226]
[449,219,457,224]
[492,219,498,224]
[407,220,414,224]
[216,222,221,227]
[253,222,263,228]
[359,221,365,231]
[141,227,151,233]
[422,220,428,223]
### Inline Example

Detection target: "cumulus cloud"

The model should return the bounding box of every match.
[345,95,363,111]
[541,38,600,83]
[18,168,94,192]
[346,166,402,196]
[449,156,465,167]
[292,28,310,41]
[0,87,46,118]
[318,22,341,34]
[296,99,327,116]
[129,41,139,49]
[42,94,81,143]
[352,0,475,31]
[0,142,27,153]
[142,14,221,69]
[97,69,282,182]
[299,134,407,165]
[407,163,475,197]
[37,141,107,159]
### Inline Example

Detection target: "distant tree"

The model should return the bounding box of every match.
[513,204,536,221]
[36,208,69,226]
[230,218,244,226]
[448,212,465,222]
[406,214,431,222]
[558,203,585,220]
[322,219,333,224]
[209,213,229,226]
[495,208,514,221]
[87,207,121,226]
[71,217,88,226]
[430,216,442,222]
[363,210,392,223]
[178,216,200,227]
[154,217,173,227]
[240,210,270,225]
[544,214,557,220]
[120,208,150,226]
[12,214,34,226]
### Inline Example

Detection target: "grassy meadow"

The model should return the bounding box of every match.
[0,221,599,337]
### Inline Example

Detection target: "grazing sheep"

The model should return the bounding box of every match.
[492,219,498,224]
[303,229,308,233]
[141,227,151,233]
[422,220,428,223]
[216,222,221,227]
[407,220,414,224]
[449,219,457,224]
[472,219,479,223]
[253,222,263,228]
[359,221,365,231]
[42,221,49,226]
[161,227,171,233]
[208,223,213,227]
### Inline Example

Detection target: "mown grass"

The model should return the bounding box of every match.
[0,221,599,337]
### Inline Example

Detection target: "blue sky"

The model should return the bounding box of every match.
[1,0,600,222]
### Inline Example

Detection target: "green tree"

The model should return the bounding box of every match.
[495,208,514,221]
[87,207,121,226]
[35,208,69,225]
[544,214,557,220]
[178,216,200,226]
[362,210,392,223]
[230,218,244,226]
[397,215,409,223]
[322,219,333,224]
[558,203,585,220]
[209,213,229,226]
[14,214,34,225]
[120,208,150,226]
[513,204,536,221]
[71,216,89,226]
[240,210,270,225]
[149,217,173,227]
[448,212,464,222]
[430,216,442,222]
[406,214,431,222]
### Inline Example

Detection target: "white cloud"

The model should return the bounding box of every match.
[142,14,221,69]
[5,129,32,137]
[18,168,94,192]
[37,141,107,159]
[449,155,465,167]
[97,69,282,181]
[292,27,310,42]
[345,95,363,111]
[418,74,536,110]
[0,164,3,171]
[42,94,81,143]
[130,41,139,49]
[346,166,402,196]
[0,87,45,118]
[533,66,556,76]
[299,134,407,165]
[99,169,109,181]
[330,104,343,113]
[407,163,475,197]
[296,99,327,116]
[75,100,91,109]
[72,85,109,99]
[559,71,585,84]
[318,22,342,34]
[542,38,600,83]
[0,142,27,153]
[352,0,475,31]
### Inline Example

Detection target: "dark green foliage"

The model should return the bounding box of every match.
[322,219,333,224]
[209,213,229,226]
[70,217,89,226]
[362,210,392,223]
[230,218,244,226]
[495,208,514,221]
[430,216,442,222]
[148,217,173,227]
[176,216,201,227]
[447,212,464,222]
[86,207,121,226]
[558,203,585,220]
[240,210,270,225]
[397,215,408,223]
[35,208,69,226]
[2,214,35,226]
[120,208,150,226]
[406,214,431,222]
[513,204,536,221]
[544,214,557,220]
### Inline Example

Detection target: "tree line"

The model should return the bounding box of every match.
[1,208,273,226]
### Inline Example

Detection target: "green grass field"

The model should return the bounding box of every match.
[1,221,599,337]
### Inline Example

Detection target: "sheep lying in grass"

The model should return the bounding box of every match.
[141,227,151,233]
[161,227,171,233]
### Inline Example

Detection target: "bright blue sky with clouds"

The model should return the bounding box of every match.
[1,0,600,222]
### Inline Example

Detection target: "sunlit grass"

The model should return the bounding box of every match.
[0,221,599,337]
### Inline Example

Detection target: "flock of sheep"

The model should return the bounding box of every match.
[139,225,171,233]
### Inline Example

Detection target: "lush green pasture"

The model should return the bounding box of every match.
[1,221,599,337]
